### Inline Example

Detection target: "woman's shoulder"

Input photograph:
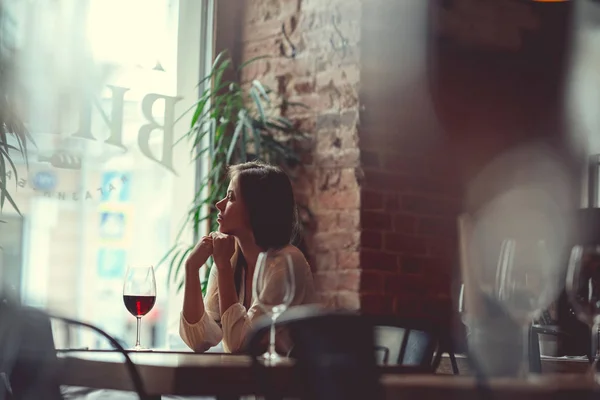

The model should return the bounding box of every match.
[276,244,308,262]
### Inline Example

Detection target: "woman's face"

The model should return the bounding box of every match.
[215,176,250,236]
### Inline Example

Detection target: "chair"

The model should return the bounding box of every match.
[245,305,383,400]
[50,315,149,400]
[0,300,63,400]
[529,324,580,374]
[366,315,447,372]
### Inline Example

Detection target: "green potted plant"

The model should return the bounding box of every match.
[0,4,33,218]
[161,51,310,294]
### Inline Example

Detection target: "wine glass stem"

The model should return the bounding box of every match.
[135,317,142,348]
[269,315,277,356]
[591,324,600,375]
[521,325,530,377]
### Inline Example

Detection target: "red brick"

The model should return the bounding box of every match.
[427,238,458,258]
[401,195,462,217]
[338,270,361,291]
[381,154,417,173]
[314,232,359,252]
[360,270,385,293]
[361,211,391,230]
[317,167,360,191]
[271,57,314,78]
[361,230,382,250]
[315,85,358,112]
[363,170,409,192]
[338,251,360,270]
[417,217,457,237]
[295,116,317,133]
[284,94,324,117]
[361,151,380,168]
[242,36,282,60]
[393,294,424,317]
[337,291,360,310]
[383,233,427,254]
[338,210,360,230]
[315,211,338,233]
[318,292,337,309]
[360,250,398,271]
[314,271,338,292]
[361,190,383,211]
[317,189,360,210]
[314,251,336,272]
[384,194,399,211]
[316,149,360,168]
[360,294,393,315]
[315,64,361,89]
[240,58,272,83]
[393,214,416,233]
[242,18,282,42]
[384,274,426,294]
[408,176,462,198]
[399,256,447,274]
[293,77,316,95]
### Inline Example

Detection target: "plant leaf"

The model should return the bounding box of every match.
[249,87,265,123]
[227,114,245,165]
[251,80,270,102]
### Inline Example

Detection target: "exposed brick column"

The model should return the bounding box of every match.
[239,0,363,308]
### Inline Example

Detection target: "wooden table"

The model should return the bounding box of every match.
[437,354,589,375]
[57,351,596,399]
[58,350,423,398]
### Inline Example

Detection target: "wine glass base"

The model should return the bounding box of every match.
[260,351,284,364]
[130,345,152,352]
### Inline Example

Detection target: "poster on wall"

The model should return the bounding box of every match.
[99,211,127,241]
[101,171,131,203]
[97,248,127,279]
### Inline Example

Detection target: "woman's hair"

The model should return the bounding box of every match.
[229,161,299,250]
[228,161,300,301]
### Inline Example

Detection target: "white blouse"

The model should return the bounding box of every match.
[179,245,318,353]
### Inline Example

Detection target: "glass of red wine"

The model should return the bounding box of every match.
[123,266,156,351]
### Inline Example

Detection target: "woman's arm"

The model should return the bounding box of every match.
[182,236,212,324]
[216,262,238,320]
[182,266,205,324]
[179,236,223,352]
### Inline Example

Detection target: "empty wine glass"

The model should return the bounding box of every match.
[494,239,554,376]
[123,266,156,351]
[252,250,295,363]
[566,245,600,381]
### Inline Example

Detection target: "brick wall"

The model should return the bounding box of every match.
[217,0,577,324]
[234,0,364,310]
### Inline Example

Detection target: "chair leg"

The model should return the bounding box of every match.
[449,352,459,375]
[529,327,542,373]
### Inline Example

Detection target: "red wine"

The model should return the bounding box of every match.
[123,295,156,317]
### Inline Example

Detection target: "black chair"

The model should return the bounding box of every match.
[50,315,149,400]
[366,315,448,372]
[0,300,63,400]
[245,305,383,400]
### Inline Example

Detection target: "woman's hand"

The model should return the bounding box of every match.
[185,235,213,272]
[211,232,235,269]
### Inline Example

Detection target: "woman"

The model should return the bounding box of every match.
[180,161,318,353]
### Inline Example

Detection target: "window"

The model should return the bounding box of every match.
[1,0,212,350]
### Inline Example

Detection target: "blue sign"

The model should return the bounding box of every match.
[101,172,131,202]
[97,248,127,279]
[99,212,126,240]
[32,170,57,191]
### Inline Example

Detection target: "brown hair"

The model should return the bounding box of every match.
[228,161,300,301]
[229,161,299,250]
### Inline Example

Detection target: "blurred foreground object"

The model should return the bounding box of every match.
[0,295,62,400]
